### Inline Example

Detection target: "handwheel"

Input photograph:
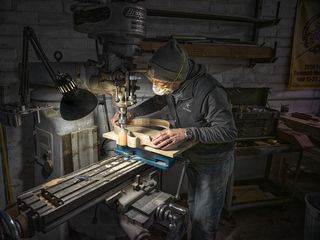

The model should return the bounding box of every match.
[0,211,20,240]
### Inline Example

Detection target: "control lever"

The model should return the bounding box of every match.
[175,160,189,200]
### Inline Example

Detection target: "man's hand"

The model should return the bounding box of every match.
[152,128,186,150]
[111,112,133,127]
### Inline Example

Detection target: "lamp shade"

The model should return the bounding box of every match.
[60,88,98,121]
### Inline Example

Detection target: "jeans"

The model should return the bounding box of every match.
[186,157,233,240]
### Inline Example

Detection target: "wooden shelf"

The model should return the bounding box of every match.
[141,41,274,60]
[146,8,280,29]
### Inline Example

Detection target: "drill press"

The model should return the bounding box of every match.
[112,74,141,145]
[114,74,141,128]
[72,1,145,136]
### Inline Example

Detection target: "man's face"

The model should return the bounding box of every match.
[152,79,181,95]
[147,69,183,95]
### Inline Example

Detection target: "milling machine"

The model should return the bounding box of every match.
[0,155,188,240]
[0,1,189,239]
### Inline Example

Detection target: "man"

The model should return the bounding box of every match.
[112,39,237,240]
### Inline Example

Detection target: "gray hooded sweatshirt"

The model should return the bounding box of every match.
[131,60,237,163]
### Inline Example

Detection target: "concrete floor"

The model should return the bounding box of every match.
[37,200,305,240]
[217,201,305,240]
[125,200,306,240]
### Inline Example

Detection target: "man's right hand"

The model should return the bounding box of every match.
[111,112,134,127]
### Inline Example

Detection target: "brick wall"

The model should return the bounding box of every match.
[0,0,319,205]
[144,0,319,113]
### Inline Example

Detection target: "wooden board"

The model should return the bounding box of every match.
[141,41,274,59]
[277,127,314,150]
[127,118,171,129]
[103,126,197,158]
[280,113,320,139]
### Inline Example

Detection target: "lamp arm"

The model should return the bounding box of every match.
[24,27,57,82]
[19,27,59,107]
[18,26,98,121]
[20,27,81,97]
[19,27,30,107]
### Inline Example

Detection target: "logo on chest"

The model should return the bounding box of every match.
[182,103,192,112]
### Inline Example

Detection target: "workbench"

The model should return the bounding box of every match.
[225,140,303,212]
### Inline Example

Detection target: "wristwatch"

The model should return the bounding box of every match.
[184,128,194,141]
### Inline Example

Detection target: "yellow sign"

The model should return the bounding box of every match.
[289,0,320,89]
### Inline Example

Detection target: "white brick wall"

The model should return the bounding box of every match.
[0,0,319,200]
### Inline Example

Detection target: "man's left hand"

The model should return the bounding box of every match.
[152,128,186,150]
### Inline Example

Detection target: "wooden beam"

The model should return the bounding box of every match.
[0,125,14,205]
[141,41,274,60]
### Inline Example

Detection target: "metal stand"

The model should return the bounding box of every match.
[225,143,303,212]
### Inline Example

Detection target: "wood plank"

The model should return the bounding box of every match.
[277,127,314,150]
[127,118,170,129]
[0,124,14,205]
[280,113,320,139]
[103,128,196,158]
[146,8,279,27]
[141,41,274,59]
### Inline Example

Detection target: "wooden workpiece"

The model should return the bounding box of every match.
[103,118,196,158]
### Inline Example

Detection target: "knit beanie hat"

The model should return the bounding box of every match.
[149,39,189,82]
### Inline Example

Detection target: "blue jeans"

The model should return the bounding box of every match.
[186,157,233,240]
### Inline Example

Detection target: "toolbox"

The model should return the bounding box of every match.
[226,88,280,140]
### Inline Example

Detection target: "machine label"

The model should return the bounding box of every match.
[123,7,145,20]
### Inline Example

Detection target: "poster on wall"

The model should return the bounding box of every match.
[289,0,320,89]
